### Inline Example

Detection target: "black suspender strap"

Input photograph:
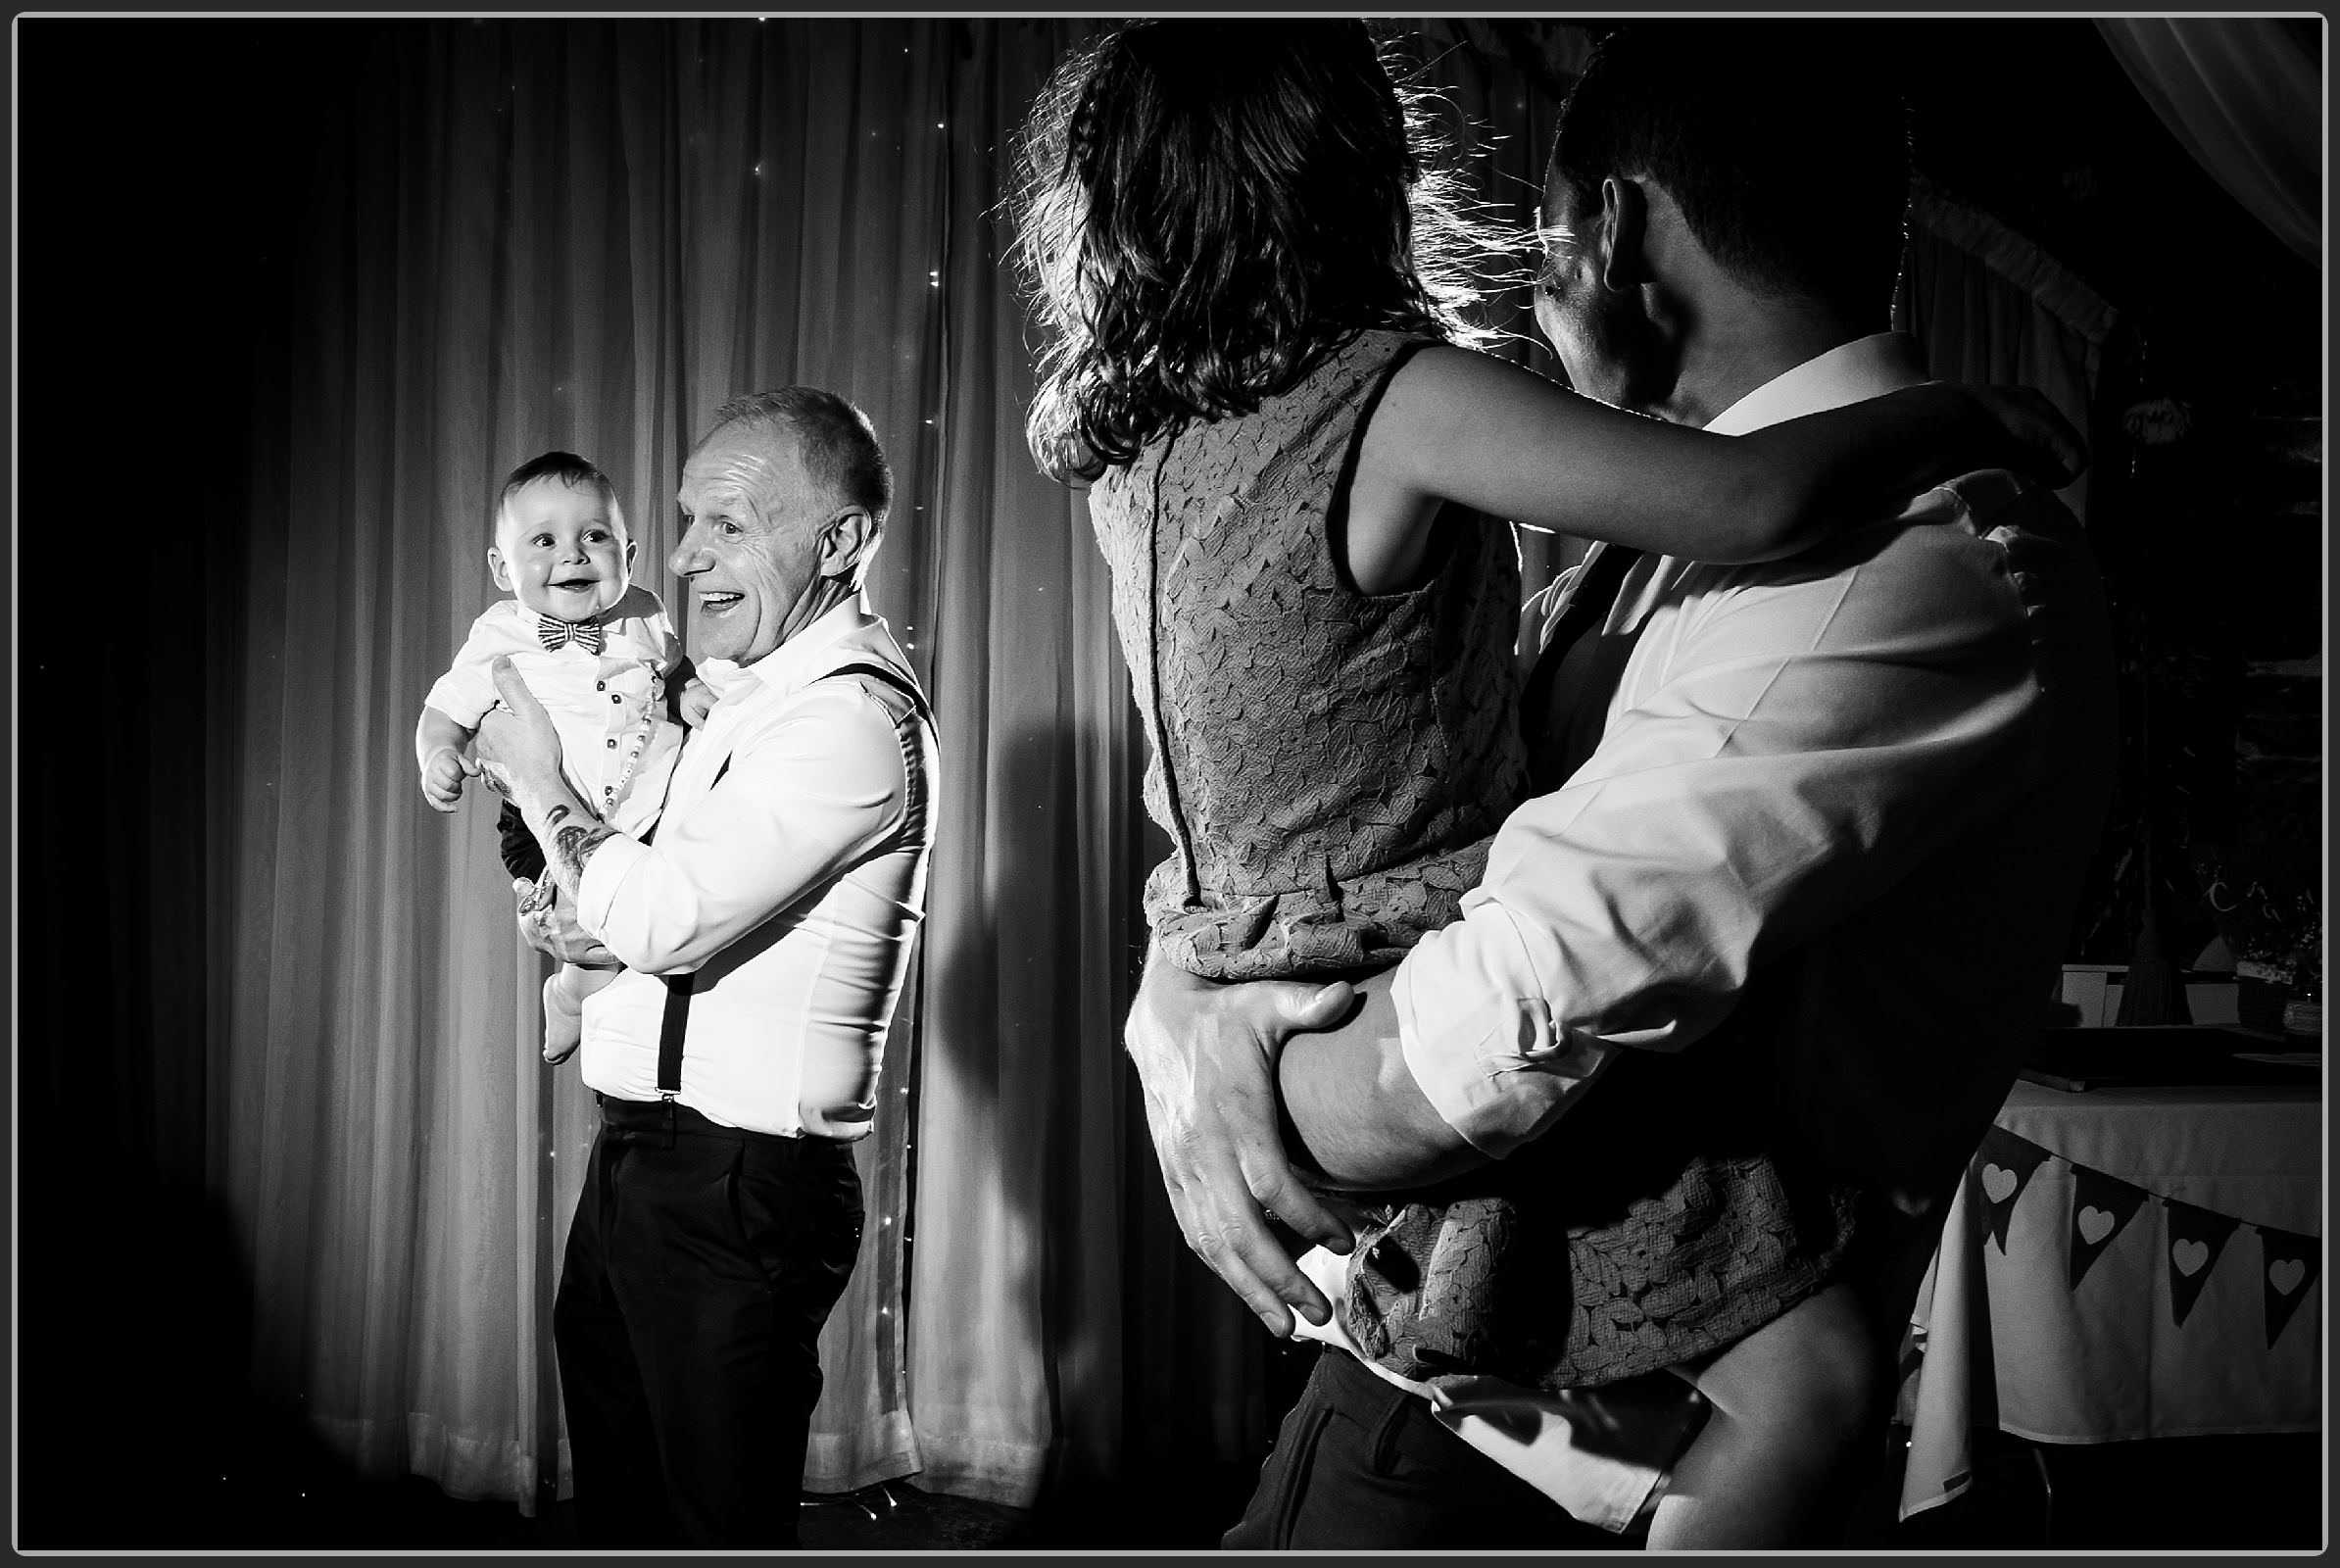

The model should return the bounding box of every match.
[650,658,931,1102]
[657,972,692,1099]
[824,661,937,734]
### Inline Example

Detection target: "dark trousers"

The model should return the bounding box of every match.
[1223,1347,1625,1550]
[554,1096,864,1548]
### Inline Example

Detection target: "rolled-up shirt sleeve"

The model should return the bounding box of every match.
[575,685,908,974]
[1398,514,2044,1158]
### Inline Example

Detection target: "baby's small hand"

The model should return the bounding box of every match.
[421,745,477,813]
[679,676,717,729]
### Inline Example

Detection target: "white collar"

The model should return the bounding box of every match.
[699,592,883,701]
[1703,332,1930,436]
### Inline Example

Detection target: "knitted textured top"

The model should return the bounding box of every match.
[1089,329,1527,981]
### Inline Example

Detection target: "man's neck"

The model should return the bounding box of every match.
[1645,292,1872,430]
[738,579,857,668]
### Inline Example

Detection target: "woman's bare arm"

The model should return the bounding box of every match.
[1343,344,2080,595]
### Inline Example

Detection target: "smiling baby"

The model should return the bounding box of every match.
[415,451,710,1064]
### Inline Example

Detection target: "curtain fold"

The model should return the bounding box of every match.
[25,18,2204,1548]
[1894,173,2120,522]
[53,17,2151,1541]
[2095,18,2321,266]
[901,20,1145,1507]
[202,19,1597,1521]
[218,18,957,1511]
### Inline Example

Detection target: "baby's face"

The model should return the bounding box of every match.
[488,478,634,622]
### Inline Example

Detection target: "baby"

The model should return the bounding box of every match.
[415,451,708,1063]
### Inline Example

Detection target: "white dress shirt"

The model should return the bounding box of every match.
[1393,332,2116,1194]
[424,584,686,836]
[573,594,936,1139]
[1304,332,2118,1525]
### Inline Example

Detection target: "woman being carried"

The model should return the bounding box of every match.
[1011,19,2078,1548]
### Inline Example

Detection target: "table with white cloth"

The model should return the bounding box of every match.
[1898,1077,2322,1520]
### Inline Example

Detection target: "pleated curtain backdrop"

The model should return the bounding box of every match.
[1893,173,2121,525]
[208,16,1135,1512]
[184,14,1586,1524]
[25,15,2230,1543]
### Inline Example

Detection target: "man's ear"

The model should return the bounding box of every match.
[487,545,513,593]
[1598,175,1653,292]
[817,509,876,580]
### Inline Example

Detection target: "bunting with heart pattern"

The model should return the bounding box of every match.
[2162,1200,2245,1328]
[2256,1224,2321,1348]
[1974,1128,2321,1348]
[2067,1163,2151,1290]
[1974,1124,2053,1252]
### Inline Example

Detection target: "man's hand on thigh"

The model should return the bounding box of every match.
[1125,944,1357,1337]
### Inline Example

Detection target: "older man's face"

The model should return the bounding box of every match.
[671,426,835,665]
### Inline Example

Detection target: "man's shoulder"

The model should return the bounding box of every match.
[1907,466,2084,544]
[745,641,930,753]
[711,658,930,823]
[1884,467,2103,624]
[1670,469,2096,655]
[808,655,935,758]
[1775,467,2082,584]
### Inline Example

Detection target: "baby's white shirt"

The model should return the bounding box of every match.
[424,584,686,836]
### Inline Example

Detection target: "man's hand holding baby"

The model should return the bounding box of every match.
[473,655,570,809]
[477,655,620,904]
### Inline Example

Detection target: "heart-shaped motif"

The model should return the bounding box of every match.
[2172,1240,2210,1277]
[2269,1259,2306,1296]
[1979,1163,2018,1203]
[2077,1206,2115,1246]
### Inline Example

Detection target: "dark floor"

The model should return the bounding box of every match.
[1840,1427,2324,1552]
[18,1398,2320,1552]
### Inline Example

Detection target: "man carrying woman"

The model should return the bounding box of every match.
[1018,20,2115,1548]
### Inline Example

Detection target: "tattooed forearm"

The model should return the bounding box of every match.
[552,823,617,893]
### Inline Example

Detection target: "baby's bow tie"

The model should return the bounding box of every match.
[537,615,607,656]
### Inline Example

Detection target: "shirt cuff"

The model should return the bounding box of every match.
[574,831,649,941]
[1391,925,1616,1161]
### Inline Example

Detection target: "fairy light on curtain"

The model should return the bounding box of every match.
[215,15,954,1512]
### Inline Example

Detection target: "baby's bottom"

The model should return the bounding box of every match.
[1643,1281,1880,1549]
[542,960,623,1065]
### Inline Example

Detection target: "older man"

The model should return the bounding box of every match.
[1128,24,2114,1549]
[477,388,936,1548]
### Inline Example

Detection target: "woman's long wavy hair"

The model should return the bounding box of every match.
[1011,21,1508,483]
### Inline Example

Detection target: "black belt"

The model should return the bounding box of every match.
[593,1091,848,1158]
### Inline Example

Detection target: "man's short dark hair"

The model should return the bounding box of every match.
[1548,24,1912,326]
[498,450,626,538]
[708,387,894,530]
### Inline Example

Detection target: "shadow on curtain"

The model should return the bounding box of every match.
[89,14,1288,1527]
[203,17,952,1509]
[14,14,1640,1544]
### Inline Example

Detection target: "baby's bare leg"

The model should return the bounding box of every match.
[1645,1282,1878,1549]
[542,961,622,1065]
